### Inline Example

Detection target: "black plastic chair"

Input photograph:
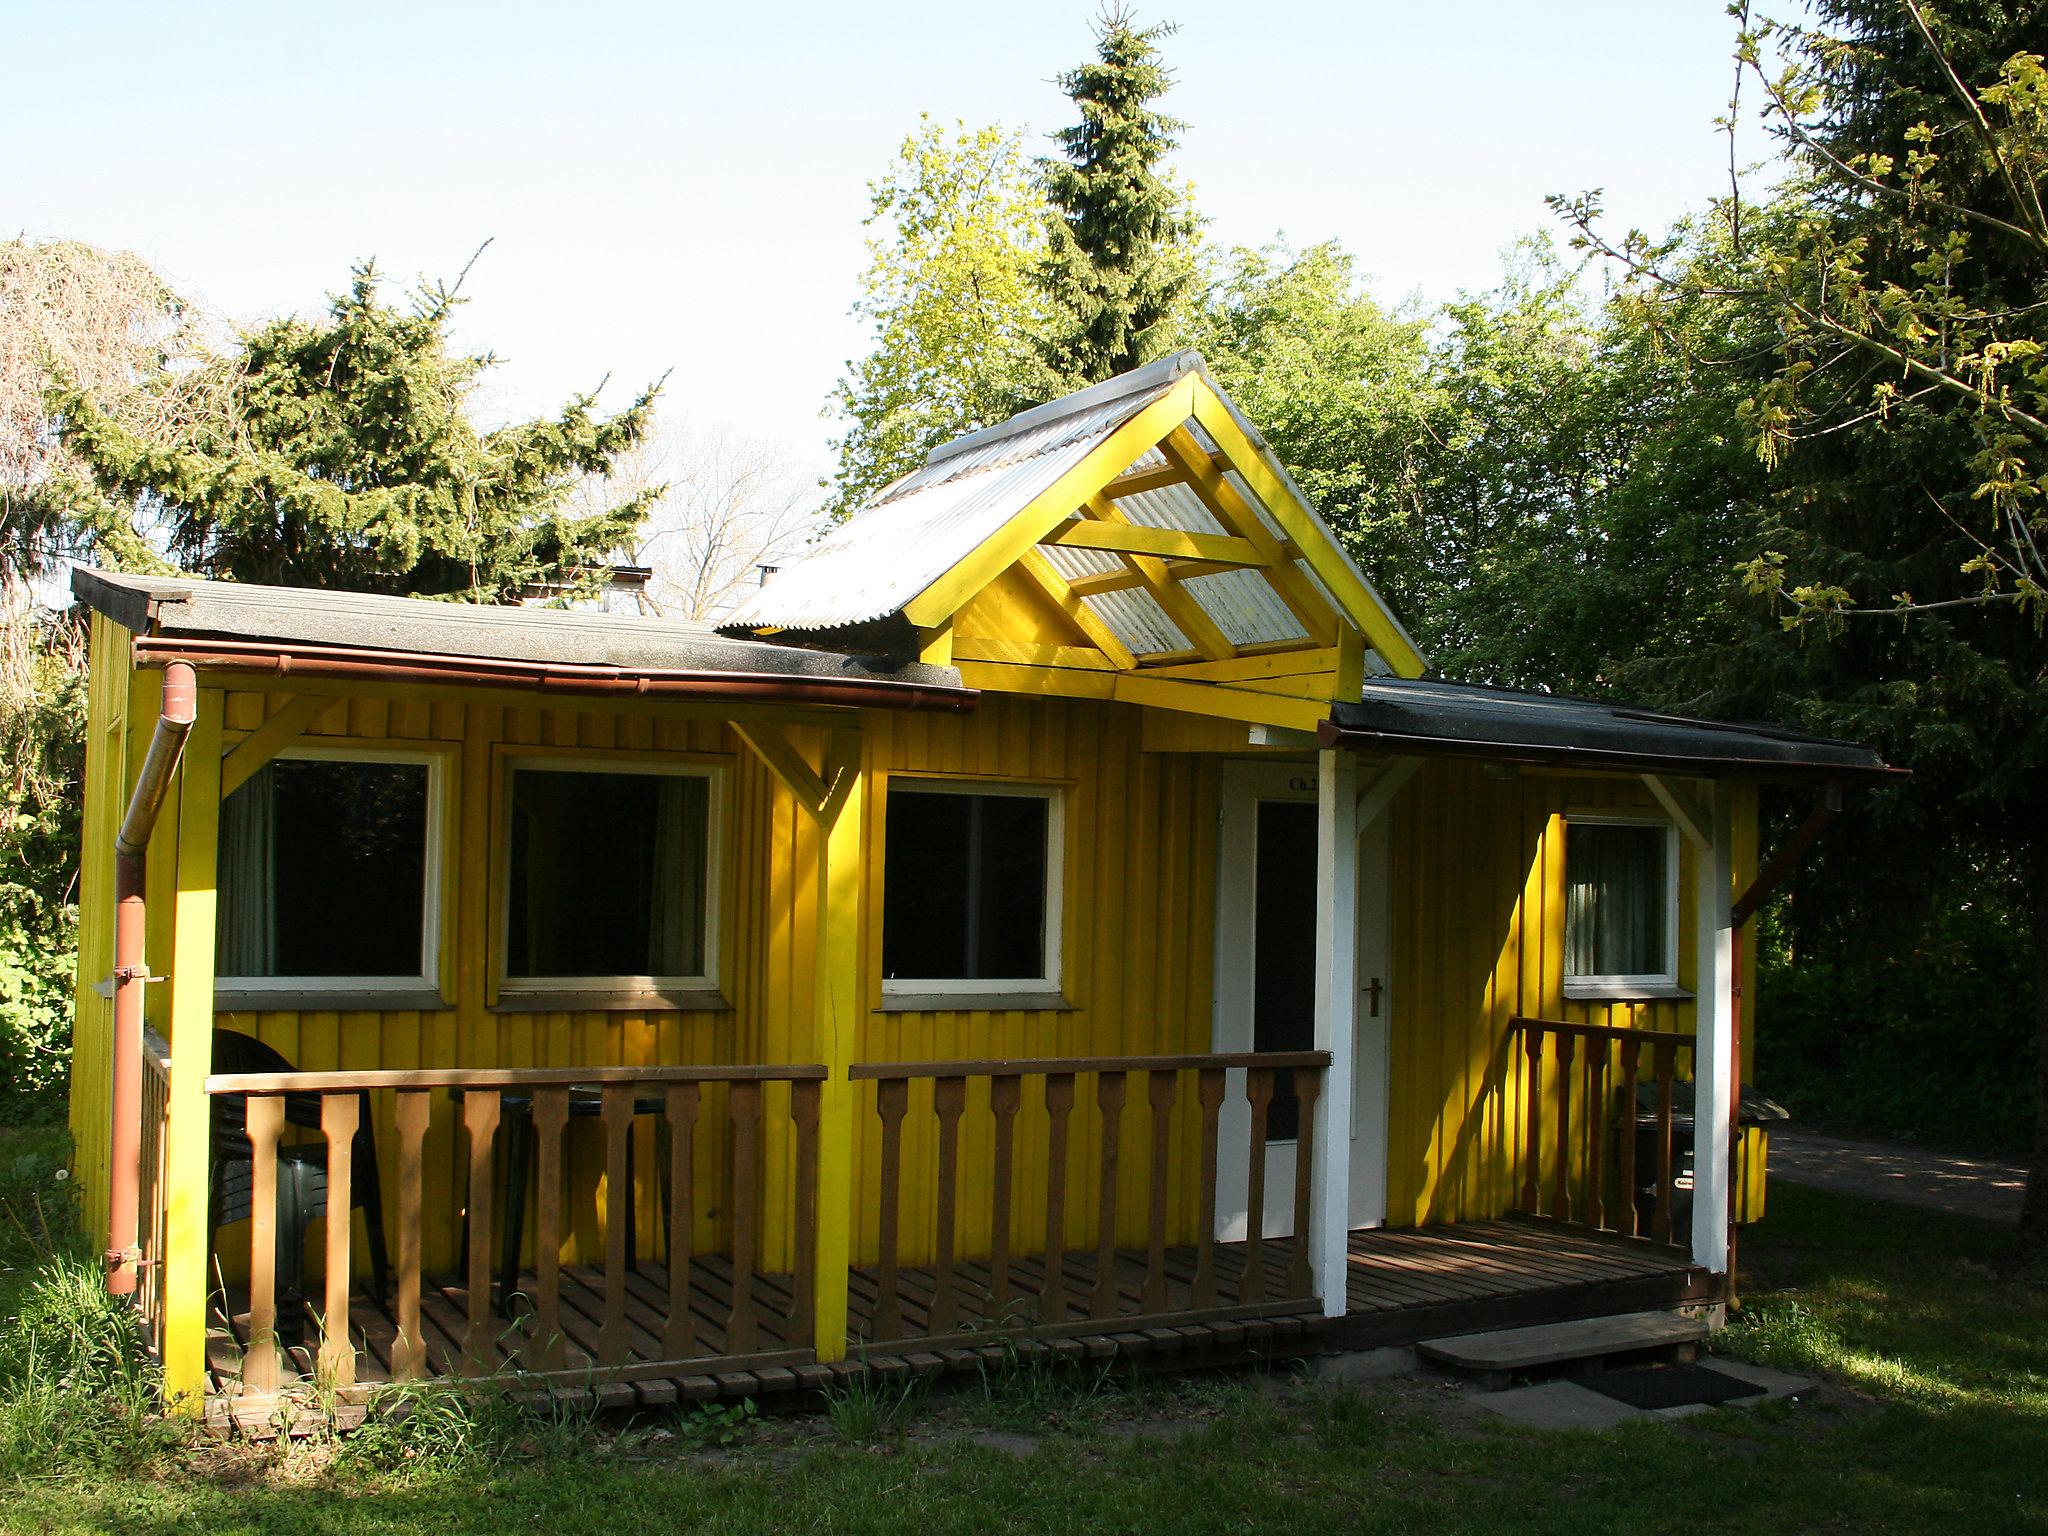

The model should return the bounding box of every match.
[208,1030,392,1340]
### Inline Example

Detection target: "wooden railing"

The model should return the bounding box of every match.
[850,1051,1331,1348]
[203,1064,825,1399]
[136,1028,172,1357]
[1512,1017,1693,1247]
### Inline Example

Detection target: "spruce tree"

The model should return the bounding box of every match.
[53,261,662,602]
[1033,8,1197,395]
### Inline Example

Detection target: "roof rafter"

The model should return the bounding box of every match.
[1079,492,1236,662]
[1039,518,1265,566]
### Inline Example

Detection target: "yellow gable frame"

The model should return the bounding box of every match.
[892,366,1426,732]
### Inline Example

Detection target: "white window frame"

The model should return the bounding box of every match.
[1560,811,1682,996]
[498,755,727,995]
[879,778,1065,998]
[215,744,449,997]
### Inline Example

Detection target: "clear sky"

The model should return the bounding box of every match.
[8,1,1751,457]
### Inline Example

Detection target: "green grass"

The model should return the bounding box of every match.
[3,1175,2044,1536]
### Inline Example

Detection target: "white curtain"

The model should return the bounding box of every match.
[216,765,278,977]
[1565,825,1663,977]
[647,777,707,977]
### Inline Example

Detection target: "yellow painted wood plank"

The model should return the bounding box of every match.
[1108,671,1327,731]
[953,661,1118,700]
[1188,387,1426,677]
[951,637,1121,671]
[1040,518,1263,566]
[1078,494,1236,662]
[218,692,339,798]
[1145,646,1338,683]
[731,720,828,817]
[1011,550,1138,669]
[811,730,864,1360]
[902,376,1197,627]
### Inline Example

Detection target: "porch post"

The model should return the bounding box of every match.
[811,728,863,1361]
[1690,781,1736,1275]
[1312,746,1358,1318]
[160,686,223,1410]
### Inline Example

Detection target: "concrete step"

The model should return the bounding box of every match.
[1416,1310,1709,1383]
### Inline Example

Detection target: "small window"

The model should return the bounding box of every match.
[217,751,440,988]
[881,783,1062,991]
[1564,818,1677,989]
[504,763,717,987]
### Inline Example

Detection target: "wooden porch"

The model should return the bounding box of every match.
[202,1218,1710,1431]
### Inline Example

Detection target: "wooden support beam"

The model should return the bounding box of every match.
[1109,671,1327,731]
[1642,774,1713,851]
[1156,427,1338,650]
[731,721,830,818]
[1691,784,1736,1275]
[1082,493,1236,663]
[218,694,337,798]
[1147,646,1338,683]
[1312,747,1359,1318]
[952,637,1121,671]
[1066,559,1247,597]
[1355,755,1422,828]
[811,730,863,1362]
[1041,518,1264,566]
[1012,549,1138,669]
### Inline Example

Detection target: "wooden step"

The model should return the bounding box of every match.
[1416,1310,1708,1378]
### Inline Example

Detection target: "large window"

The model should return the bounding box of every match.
[216,750,441,990]
[1563,817,1679,993]
[503,762,718,989]
[881,782,1062,993]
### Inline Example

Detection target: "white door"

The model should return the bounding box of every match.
[1213,760,1391,1238]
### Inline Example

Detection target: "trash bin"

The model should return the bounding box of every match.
[1630,1081,1789,1232]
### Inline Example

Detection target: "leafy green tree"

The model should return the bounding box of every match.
[1560,0,2048,1256]
[1033,7,1200,394]
[53,262,662,601]
[824,118,1049,521]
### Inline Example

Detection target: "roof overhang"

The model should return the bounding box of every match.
[1319,678,1899,783]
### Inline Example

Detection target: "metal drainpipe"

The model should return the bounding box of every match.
[105,660,197,1296]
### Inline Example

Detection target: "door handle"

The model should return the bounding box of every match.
[1363,977,1383,1017]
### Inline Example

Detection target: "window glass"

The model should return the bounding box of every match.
[217,758,429,980]
[882,788,1051,983]
[506,768,710,981]
[1564,822,1670,979]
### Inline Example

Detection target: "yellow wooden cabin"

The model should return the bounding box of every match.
[68,352,1890,1426]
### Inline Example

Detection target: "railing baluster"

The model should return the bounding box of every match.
[243,1096,284,1396]
[786,1080,817,1345]
[1143,1069,1177,1312]
[1653,1040,1677,1244]
[600,1085,633,1367]
[318,1093,359,1388]
[930,1075,966,1334]
[1288,1067,1320,1300]
[726,1080,762,1353]
[1522,1025,1543,1216]
[1092,1071,1127,1319]
[1617,1038,1641,1239]
[873,1076,908,1341]
[988,1074,1020,1323]
[392,1089,428,1380]
[1552,1031,1576,1224]
[1585,1037,1609,1232]
[1041,1072,1075,1323]
[1241,1068,1273,1306]
[1193,1068,1225,1308]
[531,1087,569,1370]
[462,1089,499,1375]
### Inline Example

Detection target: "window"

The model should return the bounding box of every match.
[217,750,441,990]
[881,782,1062,992]
[503,762,718,988]
[1563,817,1679,992]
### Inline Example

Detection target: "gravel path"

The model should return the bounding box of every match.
[1769,1129,2027,1225]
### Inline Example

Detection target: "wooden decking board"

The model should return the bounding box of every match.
[204,1217,1711,1422]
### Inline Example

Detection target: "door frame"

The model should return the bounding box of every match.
[1211,758,1391,1237]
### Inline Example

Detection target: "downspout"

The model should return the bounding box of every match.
[105,660,197,1296]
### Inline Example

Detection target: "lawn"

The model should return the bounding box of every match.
[2,1126,2042,1536]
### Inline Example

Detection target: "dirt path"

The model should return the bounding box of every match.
[1769,1129,2026,1225]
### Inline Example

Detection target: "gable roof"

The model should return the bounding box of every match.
[725,352,1425,680]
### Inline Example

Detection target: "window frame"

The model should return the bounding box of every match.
[213,743,452,999]
[1559,810,1683,998]
[878,776,1066,1000]
[494,752,729,1002]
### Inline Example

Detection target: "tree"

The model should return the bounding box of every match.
[53,260,663,603]
[1033,7,1201,395]
[576,419,824,621]
[1558,0,2048,1258]
[824,118,1049,521]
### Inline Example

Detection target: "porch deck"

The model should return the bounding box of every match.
[203,1218,1711,1431]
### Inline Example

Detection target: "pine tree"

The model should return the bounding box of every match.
[52,260,662,603]
[1033,7,1198,395]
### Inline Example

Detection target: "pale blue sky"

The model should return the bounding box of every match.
[8,2,1754,456]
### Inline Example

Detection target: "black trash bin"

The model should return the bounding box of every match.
[1630,1081,1789,1233]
